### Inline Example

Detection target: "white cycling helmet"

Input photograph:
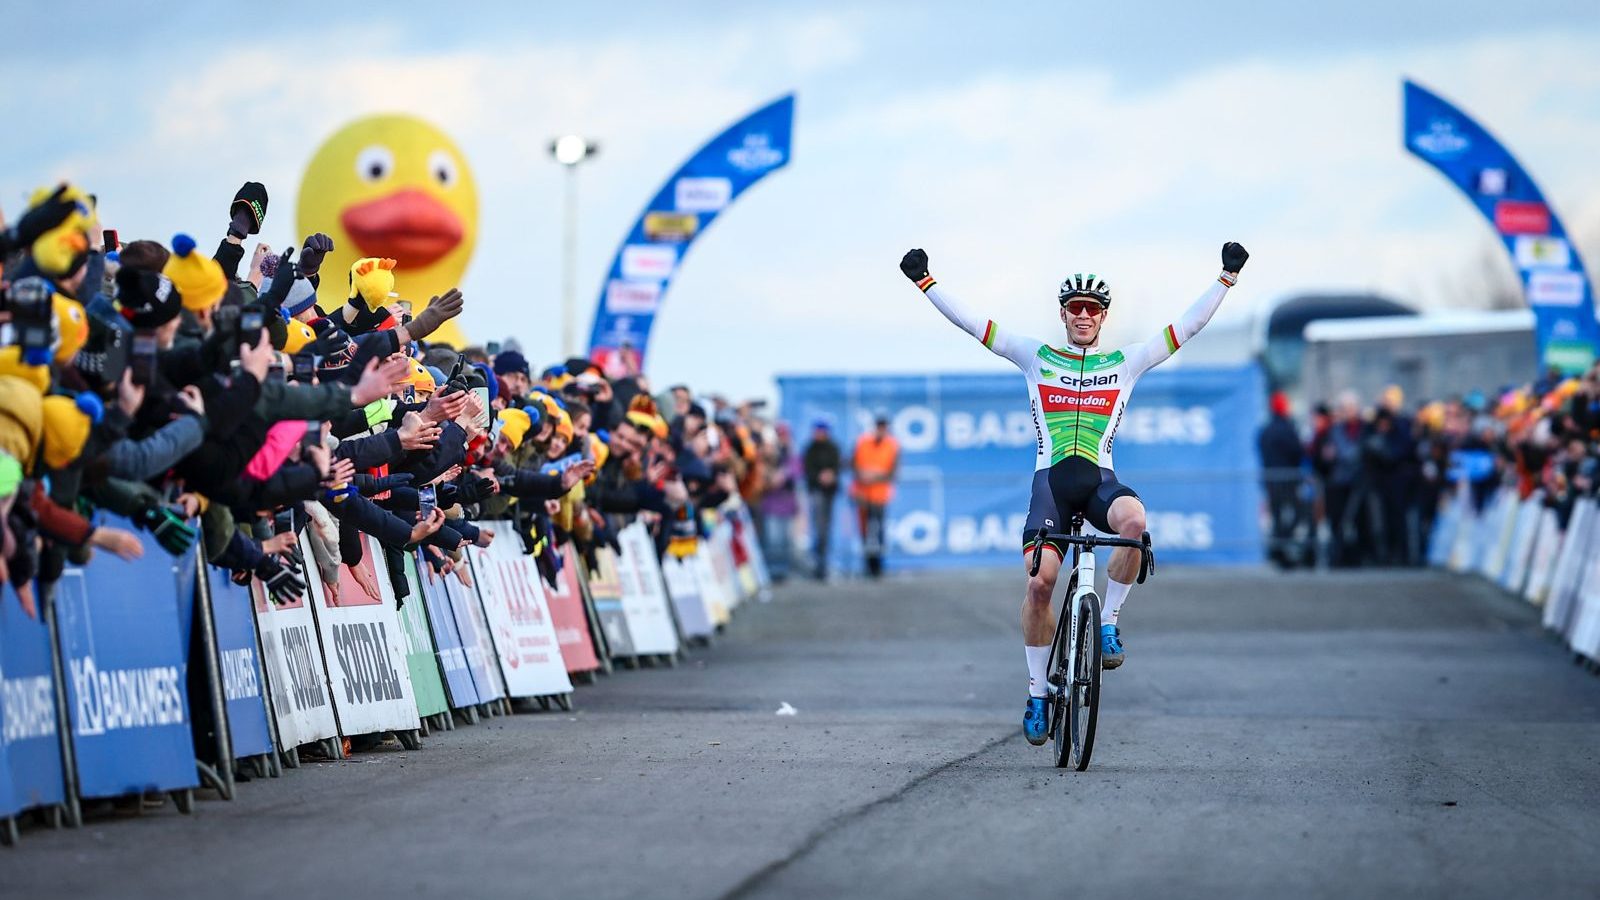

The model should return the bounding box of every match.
[1058,273,1112,308]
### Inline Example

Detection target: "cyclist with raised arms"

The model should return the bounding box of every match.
[899,242,1249,746]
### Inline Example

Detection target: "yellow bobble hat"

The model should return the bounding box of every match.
[163,234,227,311]
[281,318,317,355]
[0,347,52,393]
[498,407,531,450]
[27,184,95,278]
[349,257,398,312]
[52,294,89,365]
[40,393,102,470]
[553,407,574,443]
[0,376,44,467]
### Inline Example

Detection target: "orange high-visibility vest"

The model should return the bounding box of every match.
[851,434,899,506]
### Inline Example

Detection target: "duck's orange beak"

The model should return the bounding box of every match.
[341,188,463,268]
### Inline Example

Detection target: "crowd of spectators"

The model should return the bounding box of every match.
[1258,364,1600,569]
[0,179,793,625]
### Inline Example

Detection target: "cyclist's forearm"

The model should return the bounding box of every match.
[1169,272,1235,347]
[1140,274,1233,369]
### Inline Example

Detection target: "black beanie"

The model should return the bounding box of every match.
[114,266,183,329]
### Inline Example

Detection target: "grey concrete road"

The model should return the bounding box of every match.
[4,568,1599,900]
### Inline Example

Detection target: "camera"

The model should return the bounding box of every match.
[5,277,56,363]
[73,319,129,387]
[291,353,317,382]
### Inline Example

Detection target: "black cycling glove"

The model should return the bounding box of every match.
[1221,242,1249,274]
[899,248,929,282]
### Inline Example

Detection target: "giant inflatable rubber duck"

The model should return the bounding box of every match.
[297,114,478,347]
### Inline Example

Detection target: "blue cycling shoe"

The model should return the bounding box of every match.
[1101,624,1125,670]
[1023,696,1049,745]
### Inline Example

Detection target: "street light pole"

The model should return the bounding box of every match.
[549,135,598,359]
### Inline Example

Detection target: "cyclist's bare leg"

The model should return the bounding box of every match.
[1101,497,1147,648]
[1023,546,1060,645]
[1105,496,1147,585]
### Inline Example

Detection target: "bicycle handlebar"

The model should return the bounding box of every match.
[1028,527,1156,584]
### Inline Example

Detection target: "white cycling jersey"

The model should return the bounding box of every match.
[916,271,1235,472]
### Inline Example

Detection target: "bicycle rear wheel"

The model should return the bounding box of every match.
[1068,592,1102,770]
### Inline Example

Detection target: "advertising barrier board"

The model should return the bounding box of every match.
[203,566,273,761]
[1545,500,1594,637]
[413,552,482,710]
[661,554,714,640]
[466,523,572,698]
[551,544,602,674]
[392,553,449,719]
[250,575,338,752]
[302,535,419,737]
[0,587,67,820]
[585,548,636,658]
[614,523,681,656]
[778,366,1266,572]
[54,524,198,799]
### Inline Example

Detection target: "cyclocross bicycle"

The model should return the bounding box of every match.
[1029,515,1155,770]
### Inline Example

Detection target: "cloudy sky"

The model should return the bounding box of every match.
[5,2,1600,401]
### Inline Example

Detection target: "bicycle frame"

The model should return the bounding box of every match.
[1056,541,1097,701]
[1031,519,1155,702]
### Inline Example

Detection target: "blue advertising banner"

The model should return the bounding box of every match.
[0,589,66,819]
[1403,79,1598,373]
[778,366,1265,571]
[55,520,198,799]
[414,551,481,710]
[586,94,794,371]
[204,566,273,760]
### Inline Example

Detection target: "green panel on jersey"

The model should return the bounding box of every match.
[1035,345,1124,371]
[1044,409,1112,464]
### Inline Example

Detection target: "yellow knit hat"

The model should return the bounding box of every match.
[27,184,95,278]
[282,318,316,355]
[553,407,574,443]
[39,395,95,470]
[498,407,531,449]
[349,257,397,312]
[0,377,44,467]
[163,234,227,311]
[52,294,89,365]
[0,347,52,393]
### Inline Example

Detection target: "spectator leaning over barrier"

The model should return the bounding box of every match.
[802,419,841,580]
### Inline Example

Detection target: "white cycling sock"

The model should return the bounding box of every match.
[1025,645,1051,698]
[1102,578,1133,626]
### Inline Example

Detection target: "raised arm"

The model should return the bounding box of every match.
[1126,242,1249,375]
[900,248,1033,368]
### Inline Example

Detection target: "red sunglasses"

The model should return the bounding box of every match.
[1062,299,1105,317]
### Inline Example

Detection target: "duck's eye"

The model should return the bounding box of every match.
[356,145,394,183]
[428,150,458,188]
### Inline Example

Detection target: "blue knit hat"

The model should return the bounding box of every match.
[493,349,529,377]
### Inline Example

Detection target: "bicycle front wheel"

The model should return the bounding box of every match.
[1068,591,1102,770]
